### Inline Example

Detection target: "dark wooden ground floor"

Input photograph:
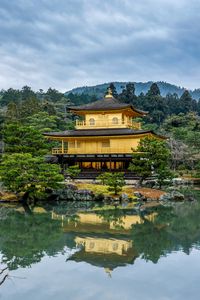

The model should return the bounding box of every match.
[47,153,138,179]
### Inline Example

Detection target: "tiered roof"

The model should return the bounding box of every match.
[69,89,147,117]
[44,128,165,138]
[44,89,166,139]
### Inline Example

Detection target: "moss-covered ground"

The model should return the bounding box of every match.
[76,183,165,200]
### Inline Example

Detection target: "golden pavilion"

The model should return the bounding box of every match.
[45,88,163,178]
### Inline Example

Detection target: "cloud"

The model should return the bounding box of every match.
[0,0,200,91]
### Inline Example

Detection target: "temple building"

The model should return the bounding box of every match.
[45,88,164,178]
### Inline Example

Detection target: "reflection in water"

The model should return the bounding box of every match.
[75,237,132,255]
[0,208,64,270]
[0,193,200,276]
[51,209,155,272]
[0,267,9,286]
[1,193,200,300]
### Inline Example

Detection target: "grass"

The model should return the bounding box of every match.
[76,183,137,199]
[76,183,112,196]
[75,183,165,200]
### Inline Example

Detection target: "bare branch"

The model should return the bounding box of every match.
[0,267,8,275]
[0,274,9,286]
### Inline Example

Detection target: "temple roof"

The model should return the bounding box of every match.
[44,128,165,138]
[67,249,137,270]
[69,95,147,116]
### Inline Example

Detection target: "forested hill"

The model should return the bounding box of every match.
[0,83,200,176]
[66,81,200,100]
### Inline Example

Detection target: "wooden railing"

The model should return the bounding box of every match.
[52,148,68,154]
[52,147,134,155]
[75,120,141,130]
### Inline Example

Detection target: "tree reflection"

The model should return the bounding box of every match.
[169,200,200,254]
[0,210,64,270]
[131,200,200,263]
[96,208,127,230]
[0,266,8,286]
[131,218,173,263]
[1,195,200,272]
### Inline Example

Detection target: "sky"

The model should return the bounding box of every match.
[0,0,200,92]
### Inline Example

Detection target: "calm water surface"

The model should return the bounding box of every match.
[0,192,200,300]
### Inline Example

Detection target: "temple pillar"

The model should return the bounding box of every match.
[61,140,64,154]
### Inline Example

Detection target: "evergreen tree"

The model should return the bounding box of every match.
[0,153,64,200]
[119,83,137,105]
[36,88,45,101]
[67,92,97,105]
[19,97,41,120]
[137,92,146,110]
[0,88,21,106]
[165,93,181,115]
[145,83,167,124]
[109,83,118,98]
[3,123,50,155]
[21,86,36,101]
[180,90,197,113]
[5,102,19,121]
[129,137,171,186]
[26,112,59,132]
[197,99,200,115]
[45,88,64,102]
[66,165,81,180]
[42,101,57,115]
[97,172,125,195]
[147,83,160,96]
[0,112,5,141]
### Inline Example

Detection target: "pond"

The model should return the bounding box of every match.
[0,191,200,300]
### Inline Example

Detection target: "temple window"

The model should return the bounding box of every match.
[102,140,110,147]
[112,243,119,250]
[89,242,95,249]
[112,117,119,124]
[89,118,95,126]
[68,141,75,148]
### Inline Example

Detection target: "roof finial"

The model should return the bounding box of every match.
[104,268,112,278]
[105,87,113,98]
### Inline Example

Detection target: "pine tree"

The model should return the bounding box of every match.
[3,123,50,155]
[19,97,41,120]
[145,83,167,124]
[180,90,197,113]
[129,137,171,186]
[97,172,125,195]
[147,83,160,96]
[6,102,19,121]
[45,88,64,102]
[1,88,21,106]
[0,153,64,200]
[119,83,137,104]
[21,86,36,101]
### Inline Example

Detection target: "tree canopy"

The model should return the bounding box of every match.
[3,123,50,156]
[129,137,172,185]
[0,154,64,200]
[98,172,125,195]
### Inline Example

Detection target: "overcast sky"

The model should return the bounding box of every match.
[0,0,200,92]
